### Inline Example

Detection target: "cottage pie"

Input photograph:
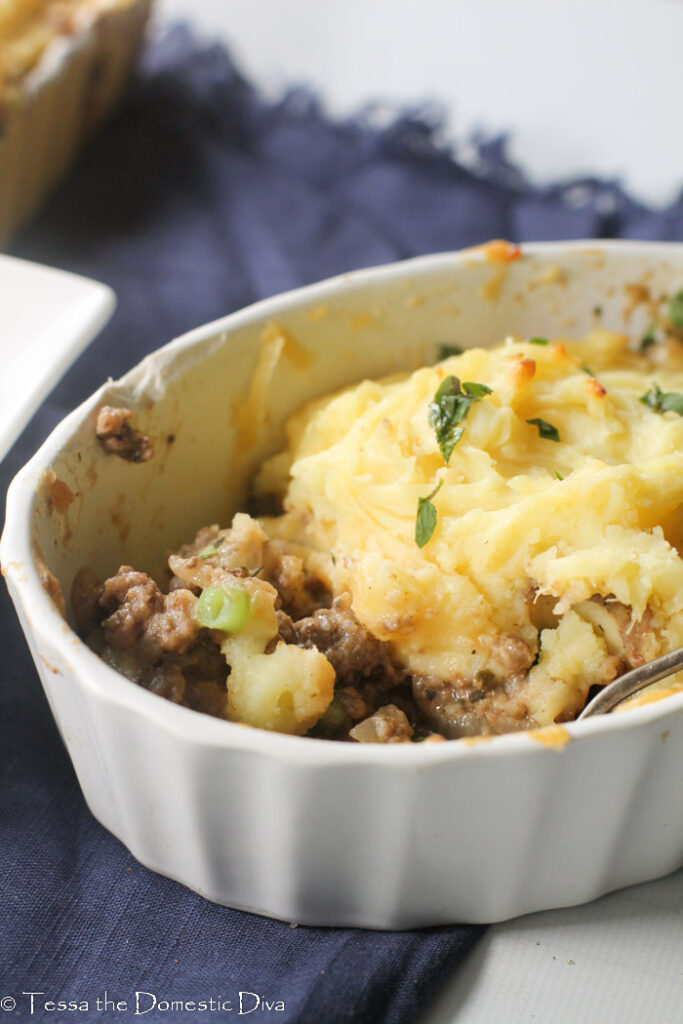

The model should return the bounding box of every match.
[75,318,683,742]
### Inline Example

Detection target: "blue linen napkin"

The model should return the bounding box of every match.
[2,25,682,1024]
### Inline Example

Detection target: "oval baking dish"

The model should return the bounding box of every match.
[3,240,683,928]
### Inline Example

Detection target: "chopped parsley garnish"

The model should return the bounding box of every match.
[437,343,463,360]
[670,290,683,332]
[553,467,564,480]
[639,322,657,352]
[415,480,443,548]
[526,417,561,442]
[528,336,549,346]
[428,375,493,464]
[580,363,595,376]
[640,383,683,416]
[461,381,492,399]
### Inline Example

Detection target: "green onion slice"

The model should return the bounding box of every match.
[198,543,219,559]
[197,585,251,633]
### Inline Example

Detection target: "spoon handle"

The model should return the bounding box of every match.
[578,646,683,719]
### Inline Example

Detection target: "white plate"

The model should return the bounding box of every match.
[0,255,115,462]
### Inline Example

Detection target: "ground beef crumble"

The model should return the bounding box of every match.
[285,596,400,684]
[413,674,532,738]
[99,567,199,654]
[73,564,225,716]
[95,406,154,463]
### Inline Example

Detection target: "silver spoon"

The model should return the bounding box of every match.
[578,646,683,718]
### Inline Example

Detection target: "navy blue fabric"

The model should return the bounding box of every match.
[2,26,683,1024]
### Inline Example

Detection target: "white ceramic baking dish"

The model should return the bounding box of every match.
[3,240,683,928]
[0,0,152,245]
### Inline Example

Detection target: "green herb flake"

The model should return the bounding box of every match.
[553,467,564,480]
[639,322,657,352]
[580,363,595,376]
[415,480,444,548]
[462,381,493,399]
[198,543,219,560]
[640,383,683,417]
[670,290,683,332]
[526,417,561,442]
[437,343,463,361]
[528,336,549,346]
[428,375,493,464]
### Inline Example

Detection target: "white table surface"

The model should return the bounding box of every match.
[154,4,683,1020]
[156,0,683,208]
[423,869,683,1024]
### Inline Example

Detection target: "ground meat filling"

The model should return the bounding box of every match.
[99,567,199,656]
[288,597,400,683]
[277,595,418,739]
[609,601,658,667]
[73,565,226,716]
[413,674,531,739]
[95,406,154,463]
[74,517,656,742]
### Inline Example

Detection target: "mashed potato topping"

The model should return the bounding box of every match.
[255,329,683,730]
